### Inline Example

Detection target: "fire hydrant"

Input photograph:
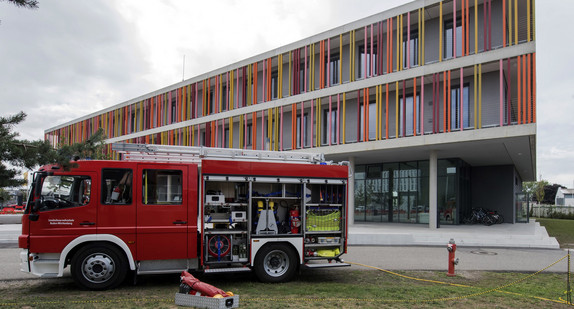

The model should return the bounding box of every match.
[447,238,459,277]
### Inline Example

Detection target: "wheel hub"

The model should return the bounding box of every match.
[264,250,288,277]
[269,256,281,268]
[82,253,115,283]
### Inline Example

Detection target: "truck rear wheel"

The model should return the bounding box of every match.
[254,243,297,283]
[71,244,128,290]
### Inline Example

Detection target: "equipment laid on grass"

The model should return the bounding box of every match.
[176,271,238,308]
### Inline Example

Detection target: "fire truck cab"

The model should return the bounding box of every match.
[19,144,349,290]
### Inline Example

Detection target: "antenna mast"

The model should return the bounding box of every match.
[182,55,186,81]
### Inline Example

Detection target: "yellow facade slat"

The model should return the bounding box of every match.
[526,0,531,42]
[475,0,478,53]
[532,0,536,41]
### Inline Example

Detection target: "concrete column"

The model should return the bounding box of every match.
[429,150,438,229]
[347,156,355,226]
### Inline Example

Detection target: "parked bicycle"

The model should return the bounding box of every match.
[463,208,504,226]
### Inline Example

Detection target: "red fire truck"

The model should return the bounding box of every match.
[19,144,349,290]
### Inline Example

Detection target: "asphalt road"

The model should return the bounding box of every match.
[2,246,571,282]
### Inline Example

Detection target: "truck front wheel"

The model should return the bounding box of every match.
[71,244,128,290]
[254,243,297,283]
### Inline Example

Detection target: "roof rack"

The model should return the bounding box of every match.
[111,143,327,164]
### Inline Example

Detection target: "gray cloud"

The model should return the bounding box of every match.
[0,0,152,139]
[0,0,572,187]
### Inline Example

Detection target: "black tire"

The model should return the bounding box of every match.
[71,244,128,290]
[482,215,495,226]
[253,243,297,283]
[496,214,504,224]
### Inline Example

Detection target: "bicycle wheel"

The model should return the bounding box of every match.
[482,215,495,226]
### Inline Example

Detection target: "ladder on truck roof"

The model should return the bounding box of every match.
[111,143,328,164]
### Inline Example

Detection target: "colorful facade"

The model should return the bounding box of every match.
[46,0,536,227]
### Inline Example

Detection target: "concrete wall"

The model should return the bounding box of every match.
[471,165,515,223]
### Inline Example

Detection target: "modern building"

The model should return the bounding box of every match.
[45,0,536,228]
[556,188,574,206]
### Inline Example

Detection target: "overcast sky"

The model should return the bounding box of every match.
[0,0,572,187]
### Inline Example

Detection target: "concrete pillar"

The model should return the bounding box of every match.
[347,156,355,226]
[429,150,438,229]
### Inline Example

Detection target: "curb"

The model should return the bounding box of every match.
[0,215,22,225]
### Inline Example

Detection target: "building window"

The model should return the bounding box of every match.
[444,19,463,59]
[265,119,276,150]
[271,71,278,99]
[130,111,136,132]
[142,170,183,205]
[400,94,422,136]
[246,123,252,147]
[326,54,340,85]
[299,64,306,94]
[354,161,429,224]
[296,113,309,148]
[322,108,338,145]
[221,85,228,111]
[359,45,377,78]
[223,128,229,148]
[38,175,92,211]
[208,89,214,114]
[360,102,377,141]
[451,83,470,130]
[102,169,132,205]
[403,30,419,68]
[171,99,177,123]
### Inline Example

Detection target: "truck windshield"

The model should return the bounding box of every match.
[37,175,92,211]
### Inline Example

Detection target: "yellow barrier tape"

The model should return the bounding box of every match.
[2,253,571,307]
[0,298,171,307]
[348,254,571,305]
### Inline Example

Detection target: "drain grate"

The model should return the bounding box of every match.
[470,250,498,255]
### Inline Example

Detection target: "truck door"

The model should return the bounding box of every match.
[97,168,136,253]
[28,172,97,253]
[135,164,189,260]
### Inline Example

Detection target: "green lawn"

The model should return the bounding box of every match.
[0,269,571,308]
[536,218,574,249]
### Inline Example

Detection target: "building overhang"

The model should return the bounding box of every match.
[308,124,536,181]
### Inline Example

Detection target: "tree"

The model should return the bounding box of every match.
[541,183,565,205]
[1,0,38,9]
[0,112,108,189]
[1,0,38,24]
[0,188,11,206]
[533,180,549,204]
[523,180,549,204]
